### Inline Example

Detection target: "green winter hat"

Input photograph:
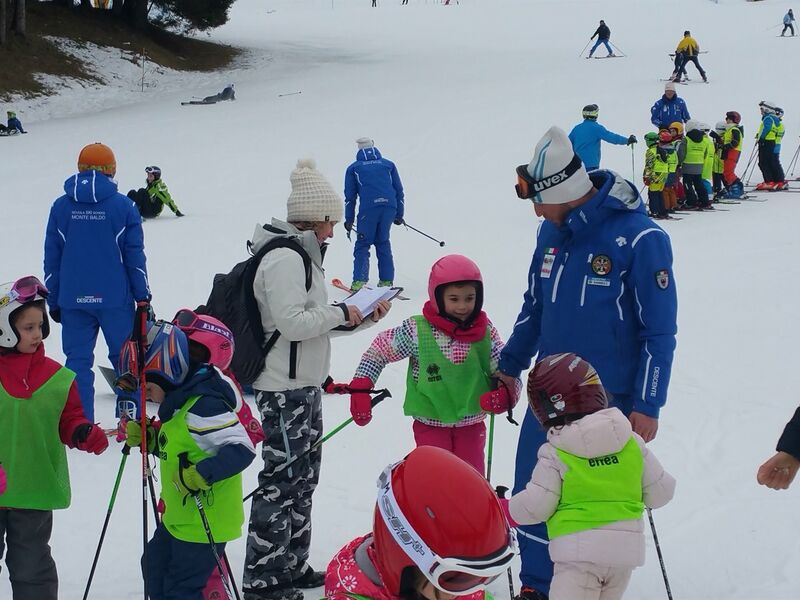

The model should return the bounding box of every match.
[7,111,15,118]
[644,132,660,147]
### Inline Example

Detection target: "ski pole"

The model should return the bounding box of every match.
[611,41,627,57]
[487,449,516,600]
[487,413,496,482]
[742,141,759,185]
[244,390,392,502]
[82,445,130,600]
[179,453,238,600]
[133,304,150,600]
[631,144,636,182]
[278,91,302,97]
[786,140,800,177]
[578,39,591,58]
[647,508,674,600]
[403,222,446,247]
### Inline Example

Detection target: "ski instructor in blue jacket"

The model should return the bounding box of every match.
[568,104,637,171]
[44,142,151,422]
[501,126,678,600]
[650,81,691,129]
[344,137,405,291]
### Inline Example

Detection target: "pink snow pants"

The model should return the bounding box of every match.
[549,562,633,600]
[412,420,486,475]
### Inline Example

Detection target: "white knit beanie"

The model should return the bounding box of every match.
[525,126,593,205]
[664,81,676,92]
[286,159,343,223]
[356,137,374,149]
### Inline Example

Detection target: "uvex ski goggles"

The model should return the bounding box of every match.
[514,154,583,202]
[0,276,48,308]
[376,464,517,595]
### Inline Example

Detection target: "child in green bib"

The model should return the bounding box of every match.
[347,255,519,475]
[121,320,255,598]
[503,353,675,600]
[0,275,108,600]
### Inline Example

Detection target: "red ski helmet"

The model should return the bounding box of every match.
[725,111,741,125]
[172,309,235,371]
[372,446,516,596]
[658,130,673,143]
[527,353,608,428]
[427,254,484,323]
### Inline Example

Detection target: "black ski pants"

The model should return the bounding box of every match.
[128,188,163,219]
[782,23,795,35]
[683,173,710,207]
[758,140,785,183]
[0,509,58,600]
[673,53,706,80]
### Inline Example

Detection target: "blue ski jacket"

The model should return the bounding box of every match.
[344,146,405,224]
[44,170,150,311]
[498,170,677,418]
[7,117,25,134]
[569,119,629,170]
[650,94,691,129]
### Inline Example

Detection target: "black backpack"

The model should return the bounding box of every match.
[197,232,312,385]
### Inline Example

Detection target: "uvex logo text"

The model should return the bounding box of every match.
[533,169,568,191]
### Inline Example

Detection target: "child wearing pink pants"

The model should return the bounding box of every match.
[347,255,519,475]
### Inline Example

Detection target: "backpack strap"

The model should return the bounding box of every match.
[245,237,313,355]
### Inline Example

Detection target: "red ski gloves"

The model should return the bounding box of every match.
[73,423,109,455]
[349,377,374,426]
[0,463,6,496]
[479,383,515,414]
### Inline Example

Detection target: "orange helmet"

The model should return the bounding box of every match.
[77,143,116,175]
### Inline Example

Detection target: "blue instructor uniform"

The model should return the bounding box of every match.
[499,168,677,597]
[344,139,405,287]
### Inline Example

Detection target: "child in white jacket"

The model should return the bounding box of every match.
[506,352,676,600]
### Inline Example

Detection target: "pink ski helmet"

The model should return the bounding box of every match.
[172,309,235,371]
[427,254,484,323]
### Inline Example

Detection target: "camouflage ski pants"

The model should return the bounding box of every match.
[242,387,322,594]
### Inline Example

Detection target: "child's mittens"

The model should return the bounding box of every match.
[349,376,374,426]
[0,463,6,495]
[480,385,514,414]
[73,423,109,455]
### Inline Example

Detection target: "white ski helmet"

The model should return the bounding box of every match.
[685,119,702,133]
[0,276,50,348]
[715,121,727,134]
[759,100,779,115]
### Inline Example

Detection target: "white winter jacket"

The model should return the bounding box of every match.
[251,219,349,392]
[509,408,676,567]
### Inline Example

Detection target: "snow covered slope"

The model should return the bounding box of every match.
[2,0,800,598]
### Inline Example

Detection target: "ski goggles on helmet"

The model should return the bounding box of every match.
[376,464,517,595]
[115,340,141,392]
[145,166,161,175]
[173,309,234,342]
[0,276,48,310]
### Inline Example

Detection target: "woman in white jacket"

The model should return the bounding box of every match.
[242,159,391,600]
[506,353,676,600]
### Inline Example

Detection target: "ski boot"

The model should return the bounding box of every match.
[773,181,789,191]
[515,586,549,600]
[725,182,744,199]
[175,210,185,217]
[755,181,774,191]
[350,280,367,292]
[377,280,393,287]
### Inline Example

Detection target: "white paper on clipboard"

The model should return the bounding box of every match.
[344,286,404,316]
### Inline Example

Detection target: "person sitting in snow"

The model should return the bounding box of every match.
[6,111,26,134]
[202,83,236,104]
[127,166,184,218]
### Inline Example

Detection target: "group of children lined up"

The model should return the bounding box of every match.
[643,98,790,219]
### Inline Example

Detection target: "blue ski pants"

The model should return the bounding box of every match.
[144,524,225,600]
[60,305,134,421]
[513,393,633,596]
[590,39,612,56]
[353,206,396,283]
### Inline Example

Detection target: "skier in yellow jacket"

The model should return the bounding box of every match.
[671,31,707,83]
